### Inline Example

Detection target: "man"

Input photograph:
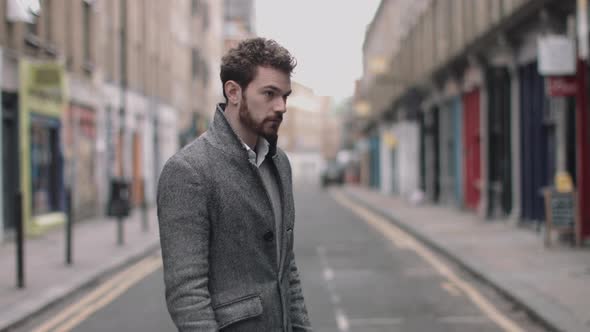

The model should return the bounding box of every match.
[157,38,312,332]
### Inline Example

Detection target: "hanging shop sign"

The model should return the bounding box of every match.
[538,35,576,76]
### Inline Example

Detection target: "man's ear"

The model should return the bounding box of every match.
[224,81,242,105]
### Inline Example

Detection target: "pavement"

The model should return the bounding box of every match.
[342,185,590,332]
[0,207,160,332]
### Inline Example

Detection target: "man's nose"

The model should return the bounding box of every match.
[274,98,287,113]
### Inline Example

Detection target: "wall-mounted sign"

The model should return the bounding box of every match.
[547,77,578,97]
[538,35,576,76]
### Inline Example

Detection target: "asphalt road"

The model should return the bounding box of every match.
[19,184,547,332]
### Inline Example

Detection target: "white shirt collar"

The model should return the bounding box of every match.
[242,137,270,168]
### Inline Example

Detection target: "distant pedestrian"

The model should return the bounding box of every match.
[157,37,312,331]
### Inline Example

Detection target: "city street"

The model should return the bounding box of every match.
[14,185,547,332]
[2,1,590,331]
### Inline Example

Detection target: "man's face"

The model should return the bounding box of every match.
[239,66,291,142]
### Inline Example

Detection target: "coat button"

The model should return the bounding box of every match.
[263,231,274,242]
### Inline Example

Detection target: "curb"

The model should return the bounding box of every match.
[341,189,579,332]
[0,241,161,332]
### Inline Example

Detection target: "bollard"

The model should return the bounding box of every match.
[141,198,149,232]
[117,215,124,246]
[15,192,24,288]
[65,188,73,265]
[141,179,148,232]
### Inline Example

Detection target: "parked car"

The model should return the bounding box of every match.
[320,160,344,187]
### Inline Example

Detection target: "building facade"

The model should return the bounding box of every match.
[223,0,255,52]
[354,0,590,242]
[279,82,337,185]
[0,0,222,240]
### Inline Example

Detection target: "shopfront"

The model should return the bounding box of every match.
[19,60,67,235]
[65,104,98,220]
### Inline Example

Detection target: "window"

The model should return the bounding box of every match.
[192,0,200,16]
[202,2,209,30]
[30,117,61,216]
[83,0,92,62]
[191,49,208,84]
[192,48,199,79]
[201,59,209,85]
[27,21,38,36]
[26,0,41,36]
[42,0,52,42]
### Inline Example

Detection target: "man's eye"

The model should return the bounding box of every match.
[265,91,274,97]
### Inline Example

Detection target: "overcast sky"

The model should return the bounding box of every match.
[255,0,380,103]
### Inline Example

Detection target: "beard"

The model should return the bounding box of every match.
[238,96,281,144]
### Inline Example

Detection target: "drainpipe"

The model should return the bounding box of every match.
[576,0,590,242]
[508,56,522,224]
[477,63,489,219]
[0,48,3,242]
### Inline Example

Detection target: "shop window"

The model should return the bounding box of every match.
[31,117,61,216]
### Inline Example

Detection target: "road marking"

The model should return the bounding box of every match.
[323,267,334,282]
[348,317,404,326]
[403,266,437,278]
[32,255,162,332]
[54,258,161,332]
[316,246,351,332]
[335,308,350,332]
[330,294,341,305]
[331,191,525,332]
[442,281,462,296]
[438,315,490,324]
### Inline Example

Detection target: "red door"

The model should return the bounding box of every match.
[463,89,481,211]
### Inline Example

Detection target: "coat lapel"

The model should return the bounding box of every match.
[272,153,293,277]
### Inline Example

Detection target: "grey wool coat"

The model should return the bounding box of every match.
[157,105,312,332]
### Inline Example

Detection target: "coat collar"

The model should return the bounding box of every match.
[208,103,278,160]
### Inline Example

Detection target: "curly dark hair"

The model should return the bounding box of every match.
[220,38,297,102]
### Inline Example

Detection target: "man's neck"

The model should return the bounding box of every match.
[223,104,258,150]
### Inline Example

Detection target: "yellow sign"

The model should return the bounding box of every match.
[555,171,574,193]
[20,60,67,117]
[19,59,68,235]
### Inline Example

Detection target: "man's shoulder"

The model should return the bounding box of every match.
[162,135,212,174]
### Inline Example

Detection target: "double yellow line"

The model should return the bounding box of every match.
[331,191,525,332]
[32,255,162,332]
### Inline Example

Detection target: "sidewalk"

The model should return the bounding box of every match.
[0,208,161,331]
[343,186,590,332]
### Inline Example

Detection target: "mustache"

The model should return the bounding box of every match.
[266,114,283,122]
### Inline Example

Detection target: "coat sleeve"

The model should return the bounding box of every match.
[157,156,218,332]
[288,250,313,331]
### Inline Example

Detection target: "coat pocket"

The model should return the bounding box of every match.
[213,294,263,329]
